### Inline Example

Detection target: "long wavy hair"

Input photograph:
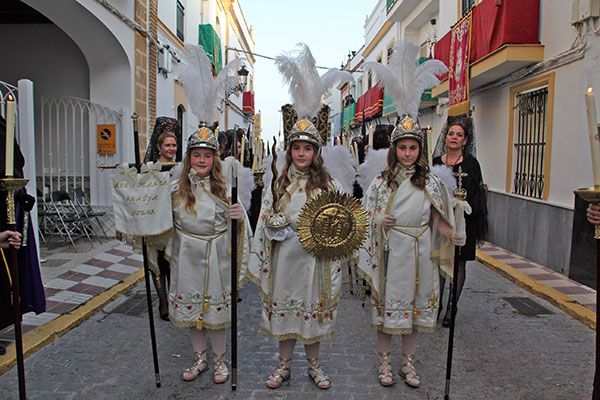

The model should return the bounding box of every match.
[381,139,429,191]
[275,142,333,202]
[176,148,228,214]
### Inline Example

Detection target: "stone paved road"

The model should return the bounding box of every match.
[0,261,594,399]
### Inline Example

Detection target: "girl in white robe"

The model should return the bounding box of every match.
[358,116,463,389]
[167,128,250,385]
[248,120,343,390]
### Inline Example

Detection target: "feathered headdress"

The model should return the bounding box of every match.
[175,44,245,149]
[364,40,447,144]
[275,43,353,146]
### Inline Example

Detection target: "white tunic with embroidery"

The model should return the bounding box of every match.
[248,168,344,344]
[167,171,250,329]
[358,169,454,334]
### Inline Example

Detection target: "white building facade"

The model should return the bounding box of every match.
[341,0,598,285]
[0,0,255,208]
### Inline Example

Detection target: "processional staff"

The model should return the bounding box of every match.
[576,85,600,400]
[131,113,161,388]
[1,92,28,400]
[230,127,239,391]
[444,166,468,400]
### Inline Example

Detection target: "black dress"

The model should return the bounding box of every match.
[433,154,487,261]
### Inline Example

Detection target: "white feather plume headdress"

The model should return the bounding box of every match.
[363,40,447,119]
[175,44,246,124]
[275,43,353,119]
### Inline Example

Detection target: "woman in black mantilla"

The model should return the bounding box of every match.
[432,115,488,327]
[144,116,180,320]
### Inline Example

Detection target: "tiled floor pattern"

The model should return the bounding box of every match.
[478,242,596,312]
[0,243,142,341]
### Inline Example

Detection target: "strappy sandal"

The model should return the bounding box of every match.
[182,350,208,381]
[307,357,331,390]
[377,352,395,386]
[213,353,229,384]
[266,356,291,389]
[399,354,420,388]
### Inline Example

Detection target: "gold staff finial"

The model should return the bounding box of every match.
[453,166,468,201]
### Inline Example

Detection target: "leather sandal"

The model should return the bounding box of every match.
[182,350,208,381]
[213,353,229,384]
[307,357,331,389]
[377,352,395,386]
[399,354,420,388]
[266,356,291,389]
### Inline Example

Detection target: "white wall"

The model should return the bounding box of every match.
[158,0,177,30]
[437,0,457,37]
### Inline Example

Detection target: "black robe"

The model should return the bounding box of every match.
[433,154,488,260]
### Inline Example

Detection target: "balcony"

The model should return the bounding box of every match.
[242,91,255,115]
[354,85,384,125]
[431,0,543,98]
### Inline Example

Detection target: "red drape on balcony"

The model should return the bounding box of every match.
[434,0,539,68]
[354,85,384,124]
[471,0,540,63]
[243,91,254,114]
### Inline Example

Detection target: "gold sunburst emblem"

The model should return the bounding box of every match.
[297,190,368,261]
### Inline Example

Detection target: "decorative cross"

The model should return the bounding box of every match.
[453,166,468,200]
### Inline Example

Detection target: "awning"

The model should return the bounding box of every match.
[198,24,222,73]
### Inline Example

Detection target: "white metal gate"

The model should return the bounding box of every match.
[39,96,123,206]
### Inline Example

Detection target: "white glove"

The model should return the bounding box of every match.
[451,230,466,247]
[229,203,244,220]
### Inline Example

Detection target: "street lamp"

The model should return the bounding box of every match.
[237,65,249,91]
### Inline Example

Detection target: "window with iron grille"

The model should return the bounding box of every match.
[462,0,476,16]
[176,1,185,42]
[387,45,393,62]
[512,87,549,199]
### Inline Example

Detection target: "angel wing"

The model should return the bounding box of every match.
[357,148,389,193]
[322,145,356,194]
[222,157,256,211]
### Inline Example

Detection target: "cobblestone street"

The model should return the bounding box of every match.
[0,260,594,399]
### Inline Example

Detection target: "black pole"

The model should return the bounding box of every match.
[230,130,239,391]
[9,217,26,400]
[594,237,600,400]
[0,178,28,400]
[132,114,161,388]
[444,245,461,399]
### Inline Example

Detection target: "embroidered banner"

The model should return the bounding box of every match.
[111,163,173,236]
[448,13,472,116]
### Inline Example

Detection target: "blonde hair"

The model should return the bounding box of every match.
[176,149,228,214]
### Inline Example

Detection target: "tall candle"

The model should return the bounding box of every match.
[258,139,263,165]
[5,94,15,177]
[586,87,600,188]
[240,133,246,163]
[368,124,374,150]
[426,125,433,166]
[251,137,258,171]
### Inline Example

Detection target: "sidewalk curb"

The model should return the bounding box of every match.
[0,269,144,375]
[476,250,596,330]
